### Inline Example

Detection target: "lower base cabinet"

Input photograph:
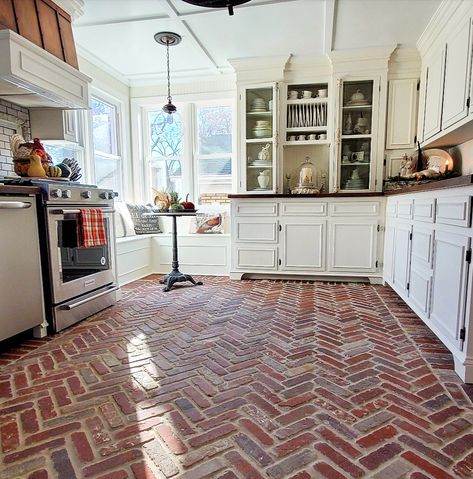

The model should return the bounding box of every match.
[231,197,385,282]
[384,189,473,383]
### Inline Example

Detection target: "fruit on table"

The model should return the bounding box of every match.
[169,203,184,211]
[181,193,195,210]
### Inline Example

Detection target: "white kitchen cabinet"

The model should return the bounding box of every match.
[384,151,406,179]
[328,219,378,272]
[239,83,278,193]
[442,19,472,130]
[392,222,412,296]
[383,223,395,282]
[386,79,419,150]
[422,48,446,141]
[280,219,326,271]
[384,187,473,383]
[231,197,384,282]
[430,230,470,350]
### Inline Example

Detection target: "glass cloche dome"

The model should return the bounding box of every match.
[292,156,319,194]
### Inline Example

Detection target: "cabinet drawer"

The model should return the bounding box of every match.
[235,202,278,216]
[281,202,327,216]
[436,196,471,227]
[235,218,278,243]
[411,226,434,269]
[397,199,413,219]
[234,247,278,270]
[413,198,435,223]
[329,201,380,216]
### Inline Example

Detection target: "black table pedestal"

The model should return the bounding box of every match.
[159,214,203,292]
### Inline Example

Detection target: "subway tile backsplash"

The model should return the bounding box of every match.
[0,99,30,178]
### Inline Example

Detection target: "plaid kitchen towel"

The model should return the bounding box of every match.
[78,208,107,247]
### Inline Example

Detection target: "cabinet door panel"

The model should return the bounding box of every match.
[281,220,326,271]
[442,19,472,129]
[386,79,418,149]
[430,231,469,349]
[383,223,395,283]
[413,198,435,223]
[411,225,434,269]
[235,247,277,270]
[329,220,377,272]
[409,267,432,316]
[393,223,412,295]
[436,195,471,228]
[423,49,446,140]
[235,218,278,243]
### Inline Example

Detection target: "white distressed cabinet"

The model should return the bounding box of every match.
[231,197,385,282]
[442,19,472,130]
[386,78,419,150]
[384,187,473,382]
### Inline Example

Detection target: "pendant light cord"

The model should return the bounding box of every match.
[166,40,172,103]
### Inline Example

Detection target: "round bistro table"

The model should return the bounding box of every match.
[146,211,203,292]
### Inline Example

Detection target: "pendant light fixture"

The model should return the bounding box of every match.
[181,0,251,16]
[154,31,182,122]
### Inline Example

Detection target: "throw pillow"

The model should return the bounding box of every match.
[126,204,162,235]
[189,213,224,234]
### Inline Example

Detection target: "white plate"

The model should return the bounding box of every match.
[420,148,453,173]
[347,100,370,106]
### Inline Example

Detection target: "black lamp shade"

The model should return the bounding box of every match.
[181,0,251,15]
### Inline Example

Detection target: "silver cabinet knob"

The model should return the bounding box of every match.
[81,191,92,199]
[62,190,72,199]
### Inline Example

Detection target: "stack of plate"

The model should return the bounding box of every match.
[252,120,271,138]
[250,160,272,167]
[250,98,267,112]
[345,178,366,189]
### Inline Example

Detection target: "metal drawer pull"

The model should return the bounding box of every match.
[0,201,32,209]
[61,286,119,310]
[51,208,115,215]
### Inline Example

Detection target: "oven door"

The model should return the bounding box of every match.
[46,206,116,304]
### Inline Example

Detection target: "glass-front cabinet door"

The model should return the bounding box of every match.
[335,78,379,192]
[240,83,278,193]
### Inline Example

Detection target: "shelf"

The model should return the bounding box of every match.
[284,140,330,146]
[286,126,327,132]
[341,162,371,166]
[341,134,372,139]
[287,98,328,105]
[247,111,272,116]
[247,165,273,168]
[246,138,274,143]
[342,105,372,110]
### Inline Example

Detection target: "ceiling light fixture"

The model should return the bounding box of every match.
[181,0,251,16]
[154,31,182,122]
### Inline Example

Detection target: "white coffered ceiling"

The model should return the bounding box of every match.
[73,0,441,85]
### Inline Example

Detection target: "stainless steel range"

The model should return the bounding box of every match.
[5,178,119,332]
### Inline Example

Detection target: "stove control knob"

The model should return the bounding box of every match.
[62,189,72,199]
[99,192,107,199]
[107,192,115,200]
[51,188,62,198]
[81,190,92,199]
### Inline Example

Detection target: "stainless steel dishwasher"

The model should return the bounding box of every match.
[0,194,47,340]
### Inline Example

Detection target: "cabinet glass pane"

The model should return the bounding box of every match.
[245,142,273,191]
[340,80,374,191]
[245,87,273,140]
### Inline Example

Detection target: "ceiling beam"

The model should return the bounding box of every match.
[324,0,336,54]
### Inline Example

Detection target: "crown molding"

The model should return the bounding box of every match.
[53,0,84,19]
[228,55,292,83]
[329,45,396,73]
[416,0,463,57]
[388,47,421,79]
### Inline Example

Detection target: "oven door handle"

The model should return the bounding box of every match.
[51,208,115,215]
[61,286,119,310]
[0,201,32,209]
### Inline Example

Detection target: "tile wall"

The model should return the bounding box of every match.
[0,99,30,178]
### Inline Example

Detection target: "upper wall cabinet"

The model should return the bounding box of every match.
[422,48,446,141]
[442,19,473,130]
[386,78,419,149]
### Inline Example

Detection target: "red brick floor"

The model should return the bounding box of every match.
[1,276,473,479]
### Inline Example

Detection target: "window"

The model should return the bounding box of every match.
[92,97,122,193]
[148,109,184,198]
[196,105,232,203]
[144,101,233,206]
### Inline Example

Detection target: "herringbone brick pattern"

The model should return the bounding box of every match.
[1,276,473,479]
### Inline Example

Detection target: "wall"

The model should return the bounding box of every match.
[0,100,30,177]
[449,138,473,175]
